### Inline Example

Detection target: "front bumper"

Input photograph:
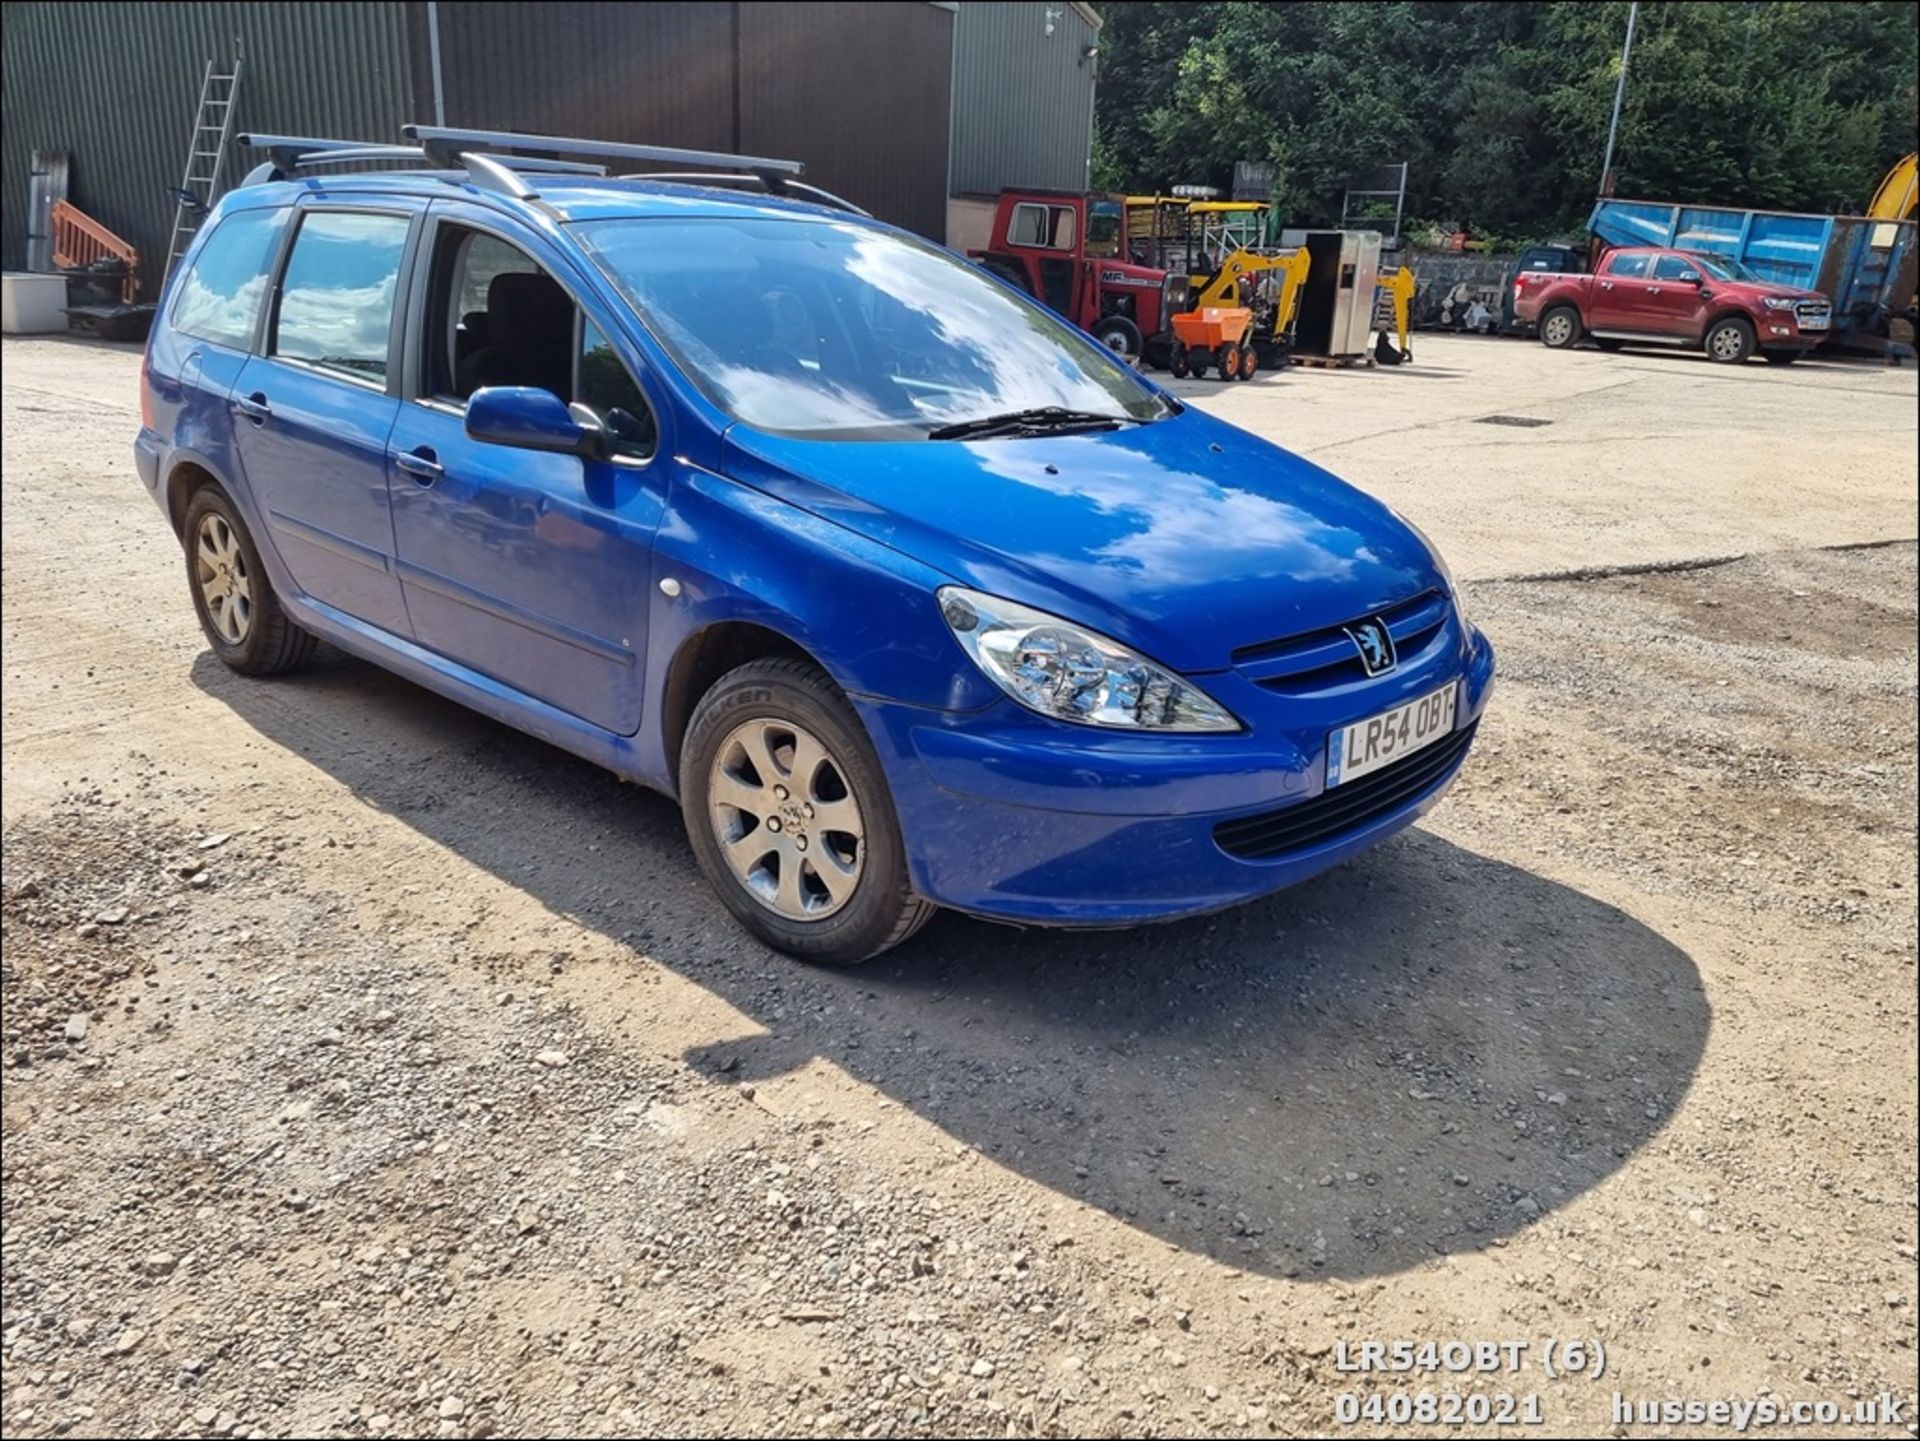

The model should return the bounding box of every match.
[1759,303,1830,347]
[858,625,1495,925]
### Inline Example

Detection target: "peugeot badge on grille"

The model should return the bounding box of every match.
[1346,617,1397,676]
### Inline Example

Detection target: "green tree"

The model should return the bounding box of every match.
[1094,1,1918,244]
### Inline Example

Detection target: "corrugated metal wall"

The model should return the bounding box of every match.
[426,2,737,153]
[1,2,414,292]
[739,2,953,240]
[949,1,1097,197]
[1,1,960,294]
[428,0,953,240]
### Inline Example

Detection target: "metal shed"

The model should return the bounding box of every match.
[946,1,1102,252]
[2,0,961,297]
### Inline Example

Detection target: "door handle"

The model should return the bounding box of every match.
[1598,281,1613,290]
[232,392,271,423]
[394,448,444,484]
[1648,286,1662,295]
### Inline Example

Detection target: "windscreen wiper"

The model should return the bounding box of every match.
[926,406,1140,441]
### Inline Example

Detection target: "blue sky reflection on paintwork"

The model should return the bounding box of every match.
[962,440,1370,591]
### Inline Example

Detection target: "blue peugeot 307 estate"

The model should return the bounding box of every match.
[136,128,1494,964]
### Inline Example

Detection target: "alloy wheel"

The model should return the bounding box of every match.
[1543,314,1572,346]
[195,512,254,645]
[708,717,866,920]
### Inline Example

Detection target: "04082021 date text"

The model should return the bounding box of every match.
[1334,1391,1546,1426]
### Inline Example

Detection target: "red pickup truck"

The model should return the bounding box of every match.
[1513,246,1832,364]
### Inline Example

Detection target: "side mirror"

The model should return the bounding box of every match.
[1678,272,1703,285]
[465,386,604,460]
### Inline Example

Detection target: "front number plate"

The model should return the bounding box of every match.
[1798,312,1829,330]
[1327,682,1460,787]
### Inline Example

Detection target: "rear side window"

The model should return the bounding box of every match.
[170,208,288,350]
[1606,253,1652,278]
[1652,255,1702,281]
[273,211,411,383]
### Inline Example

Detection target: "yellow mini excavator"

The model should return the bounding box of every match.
[1868,153,1918,223]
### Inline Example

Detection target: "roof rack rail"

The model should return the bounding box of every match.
[233,127,864,216]
[402,124,803,178]
[239,133,425,176]
[237,133,611,187]
[621,171,869,217]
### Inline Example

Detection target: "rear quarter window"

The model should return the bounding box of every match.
[169,207,289,350]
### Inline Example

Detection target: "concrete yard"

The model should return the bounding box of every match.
[2,333,1915,1437]
[1167,333,1919,579]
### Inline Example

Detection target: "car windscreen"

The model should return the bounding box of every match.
[571,215,1169,440]
[1689,253,1762,283]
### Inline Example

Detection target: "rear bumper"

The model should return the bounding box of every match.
[134,428,164,502]
[858,627,1496,925]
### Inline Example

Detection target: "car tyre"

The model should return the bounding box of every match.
[1705,315,1756,364]
[182,485,317,676]
[681,657,935,965]
[1539,305,1582,349]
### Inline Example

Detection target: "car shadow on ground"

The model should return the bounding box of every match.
[192,650,1708,1282]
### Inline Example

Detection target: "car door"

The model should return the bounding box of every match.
[1587,252,1654,331]
[229,201,422,637]
[1643,253,1713,338]
[384,206,669,736]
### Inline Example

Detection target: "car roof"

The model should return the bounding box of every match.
[230,169,871,227]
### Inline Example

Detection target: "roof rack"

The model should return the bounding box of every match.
[621,172,870,217]
[238,133,607,185]
[236,127,867,216]
[400,126,866,214]
[402,124,803,177]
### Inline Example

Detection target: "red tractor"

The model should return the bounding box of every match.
[971,190,1189,364]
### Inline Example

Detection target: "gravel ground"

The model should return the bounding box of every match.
[2,335,1915,1438]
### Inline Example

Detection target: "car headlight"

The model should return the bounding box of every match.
[1762,297,1795,311]
[937,586,1239,732]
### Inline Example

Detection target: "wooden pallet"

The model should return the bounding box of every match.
[1291,353,1375,369]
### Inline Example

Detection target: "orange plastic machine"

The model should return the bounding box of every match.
[1168,306,1258,380]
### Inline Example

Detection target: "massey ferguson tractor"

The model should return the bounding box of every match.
[971,190,1189,364]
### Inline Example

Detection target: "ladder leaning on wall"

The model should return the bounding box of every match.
[166,58,243,279]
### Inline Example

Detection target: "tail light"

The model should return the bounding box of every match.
[139,349,155,431]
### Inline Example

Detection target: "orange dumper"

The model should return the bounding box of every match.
[1168,306,1258,380]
